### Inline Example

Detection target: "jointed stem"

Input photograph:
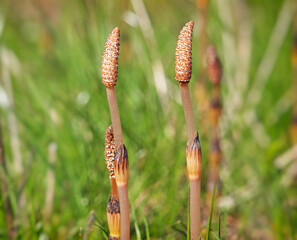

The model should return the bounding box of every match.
[102,27,130,240]
[176,20,201,240]
[180,83,201,239]
[106,87,130,240]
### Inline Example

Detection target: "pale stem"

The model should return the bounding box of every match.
[118,185,130,240]
[190,179,201,240]
[106,87,123,148]
[180,82,201,239]
[179,83,196,144]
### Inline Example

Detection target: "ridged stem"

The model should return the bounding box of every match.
[190,179,201,240]
[180,83,201,239]
[118,186,130,240]
[106,87,123,149]
[179,83,196,144]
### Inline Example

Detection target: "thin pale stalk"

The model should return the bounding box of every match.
[190,179,201,240]
[106,87,123,148]
[187,134,202,240]
[118,186,130,240]
[110,177,119,198]
[179,83,196,144]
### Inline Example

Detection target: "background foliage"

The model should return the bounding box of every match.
[0,0,296,239]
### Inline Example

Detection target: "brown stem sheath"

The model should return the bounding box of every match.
[114,144,130,240]
[106,87,123,148]
[179,83,196,144]
[187,133,202,239]
[107,196,121,239]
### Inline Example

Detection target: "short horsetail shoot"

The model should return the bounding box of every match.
[175,21,202,240]
[102,27,130,240]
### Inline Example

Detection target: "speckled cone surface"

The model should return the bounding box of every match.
[102,28,120,87]
[175,21,194,83]
[105,125,116,177]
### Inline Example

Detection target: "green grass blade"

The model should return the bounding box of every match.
[142,213,150,240]
[93,216,109,239]
[93,223,108,239]
[171,221,187,237]
[134,222,142,240]
[218,212,221,239]
[211,231,221,240]
[132,210,142,240]
[206,180,217,240]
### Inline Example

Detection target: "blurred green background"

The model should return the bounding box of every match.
[0,0,296,239]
